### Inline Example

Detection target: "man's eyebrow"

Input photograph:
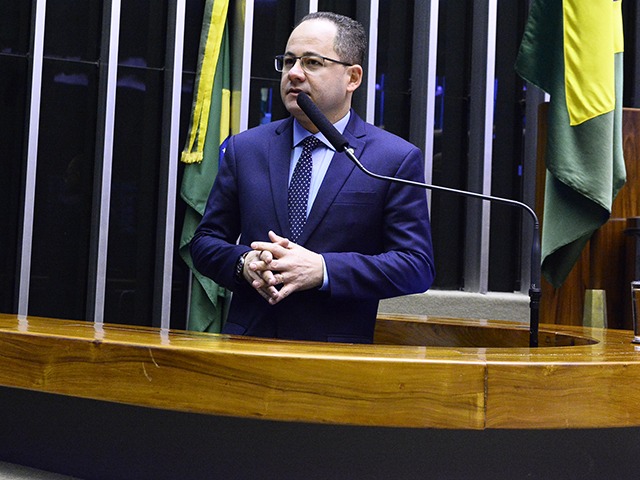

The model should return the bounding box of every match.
[283,50,323,57]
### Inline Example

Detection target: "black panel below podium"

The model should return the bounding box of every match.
[0,386,638,480]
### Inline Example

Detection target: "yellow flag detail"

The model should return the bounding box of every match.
[181,0,230,164]
[220,87,231,140]
[562,0,624,126]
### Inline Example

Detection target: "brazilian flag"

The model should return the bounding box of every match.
[179,0,234,332]
[516,0,626,288]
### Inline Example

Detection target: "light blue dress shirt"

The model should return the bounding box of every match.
[288,111,351,290]
[289,112,351,216]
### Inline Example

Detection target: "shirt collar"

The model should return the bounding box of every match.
[293,111,351,151]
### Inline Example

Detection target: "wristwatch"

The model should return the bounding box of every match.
[235,252,249,282]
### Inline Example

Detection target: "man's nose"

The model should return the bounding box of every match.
[288,58,306,78]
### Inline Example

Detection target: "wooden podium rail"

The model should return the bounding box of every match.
[1,313,639,430]
[2,313,640,479]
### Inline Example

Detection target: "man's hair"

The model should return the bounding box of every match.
[297,12,367,66]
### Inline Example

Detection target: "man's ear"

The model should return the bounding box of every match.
[346,64,363,92]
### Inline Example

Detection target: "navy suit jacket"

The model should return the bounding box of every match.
[191,111,435,343]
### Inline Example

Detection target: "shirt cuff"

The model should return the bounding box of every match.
[319,254,329,291]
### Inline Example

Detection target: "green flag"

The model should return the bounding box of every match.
[516,0,626,288]
[179,0,231,332]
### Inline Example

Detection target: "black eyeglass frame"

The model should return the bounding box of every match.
[274,54,353,73]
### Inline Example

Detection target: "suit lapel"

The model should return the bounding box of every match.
[269,118,295,238]
[299,113,367,244]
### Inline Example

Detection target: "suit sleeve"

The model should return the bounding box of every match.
[189,136,252,291]
[322,145,435,300]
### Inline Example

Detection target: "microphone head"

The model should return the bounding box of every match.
[295,91,315,115]
[296,92,350,152]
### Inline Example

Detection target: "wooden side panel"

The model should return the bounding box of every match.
[486,362,640,429]
[536,108,640,328]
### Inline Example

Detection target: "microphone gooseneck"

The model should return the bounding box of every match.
[296,92,541,348]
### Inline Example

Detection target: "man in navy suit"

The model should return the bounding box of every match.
[191,12,435,343]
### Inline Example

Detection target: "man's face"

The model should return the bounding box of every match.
[280,19,362,131]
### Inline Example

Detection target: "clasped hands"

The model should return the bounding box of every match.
[241,230,324,305]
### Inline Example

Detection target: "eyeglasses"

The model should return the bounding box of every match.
[274,54,352,74]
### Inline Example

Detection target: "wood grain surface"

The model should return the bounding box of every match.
[1,313,639,430]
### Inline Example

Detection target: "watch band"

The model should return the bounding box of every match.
[235,252,249,282]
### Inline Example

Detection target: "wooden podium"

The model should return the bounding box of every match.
[1,313,640,479]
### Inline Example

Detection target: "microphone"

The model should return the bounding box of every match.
[297,92,349,152]
[297,92,541,347]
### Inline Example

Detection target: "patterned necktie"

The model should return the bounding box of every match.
[288,135,321,242]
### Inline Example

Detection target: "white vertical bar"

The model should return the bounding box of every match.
[365,0,379,124]
[239,0,254,132]
[423,0,439,187]
[18,0,47,317]
[93,0,122,324]
[478,0,498,293]
[308,0,318,13]
[159,0,187,330]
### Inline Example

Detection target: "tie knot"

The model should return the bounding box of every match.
[301,135,321,151]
